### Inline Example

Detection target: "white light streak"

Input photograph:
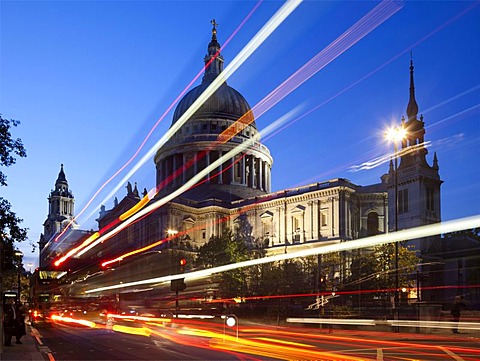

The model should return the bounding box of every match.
[85,215,480,294]
[84,0,303,223]
[286,318,480,331]
[78,105,304,256]
[349,141,431,172]
[77,0,403,258]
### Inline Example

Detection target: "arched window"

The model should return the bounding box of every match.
[367,212,379,236]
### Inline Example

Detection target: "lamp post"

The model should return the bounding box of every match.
[386,126,406,331]
[14,250,23,302]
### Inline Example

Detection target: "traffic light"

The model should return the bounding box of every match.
[179,258,187,273]
[170,258,187,292]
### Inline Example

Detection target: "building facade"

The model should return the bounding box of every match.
[95,24,438,262]
[39,23,447,301]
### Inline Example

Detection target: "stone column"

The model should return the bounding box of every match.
[172,154,177,187]
[258,160,263,190]
[206,151,210,183]
[182,154,186,184]
[218,151,223,184]
[241,154,246,185]
[249,156,255,188]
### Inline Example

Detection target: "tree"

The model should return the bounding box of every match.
[342,244,419,308]
[1,114,28,271]
[1,115,26,186]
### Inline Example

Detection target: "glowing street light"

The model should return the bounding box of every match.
[222,314,239,341]
[166,229,178,237]
[385,125,407,332]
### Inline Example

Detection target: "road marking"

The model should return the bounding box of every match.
[439,346,465,361]
[377,348,383,361]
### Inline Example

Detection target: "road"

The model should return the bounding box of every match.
[33,317,480,361]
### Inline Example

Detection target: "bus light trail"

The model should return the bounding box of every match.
[85,215,480,294]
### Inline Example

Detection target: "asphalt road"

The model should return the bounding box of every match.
[35,323,247,360]
[34,320,480,361]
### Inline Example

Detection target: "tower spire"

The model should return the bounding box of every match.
[406,53,419,121]
[202,19,224,83]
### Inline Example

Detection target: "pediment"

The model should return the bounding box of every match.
[183,216,196,224]
[260,211,274,219]
[291,205,306,214]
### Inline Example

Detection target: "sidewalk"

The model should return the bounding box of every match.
[0,323,46,361]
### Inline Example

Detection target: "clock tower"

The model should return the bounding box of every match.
[39,164,77,252]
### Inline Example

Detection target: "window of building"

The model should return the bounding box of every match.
[321,211,328,227]
[211,123,217,131]
[426,187,434,211]
[293,217,301,243]
[202,229,206,239]
[398,189,409,214]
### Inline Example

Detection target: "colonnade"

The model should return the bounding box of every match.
[156,150,271,192]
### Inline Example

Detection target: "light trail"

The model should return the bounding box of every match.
[77,106,304,257]
[287,318,480,331]
[52,2,264,243]
[53,0,302,264]
[63,0,402,263]
[348,141,431,172]
[85,0,302,220]
[51,314,96,328]
[219,0,404,143]
[85,215,480,293]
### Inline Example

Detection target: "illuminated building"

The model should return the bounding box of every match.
[96,25,439,268]
[39,23,454,305]
[38,164,94,268]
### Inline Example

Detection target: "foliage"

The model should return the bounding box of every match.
[1,114,29,273]
[1,115,27,187]
[342,244,420,305]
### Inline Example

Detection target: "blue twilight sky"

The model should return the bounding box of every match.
[1,1,479,269]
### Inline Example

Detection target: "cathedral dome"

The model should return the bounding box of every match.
[155,20,272,202]
[171,82,256,127]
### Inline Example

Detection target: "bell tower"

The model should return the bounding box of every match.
[387,60,443,253]
[39,164,76,252]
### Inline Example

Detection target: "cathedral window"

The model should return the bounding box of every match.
[398,189,409,214]
[426,187,434,212]
[293,217,301,243]
[321,211,328,227]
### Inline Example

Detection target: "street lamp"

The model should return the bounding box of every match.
[222,314,239,341]
[385,125,406,330]
[14,250,23,302]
